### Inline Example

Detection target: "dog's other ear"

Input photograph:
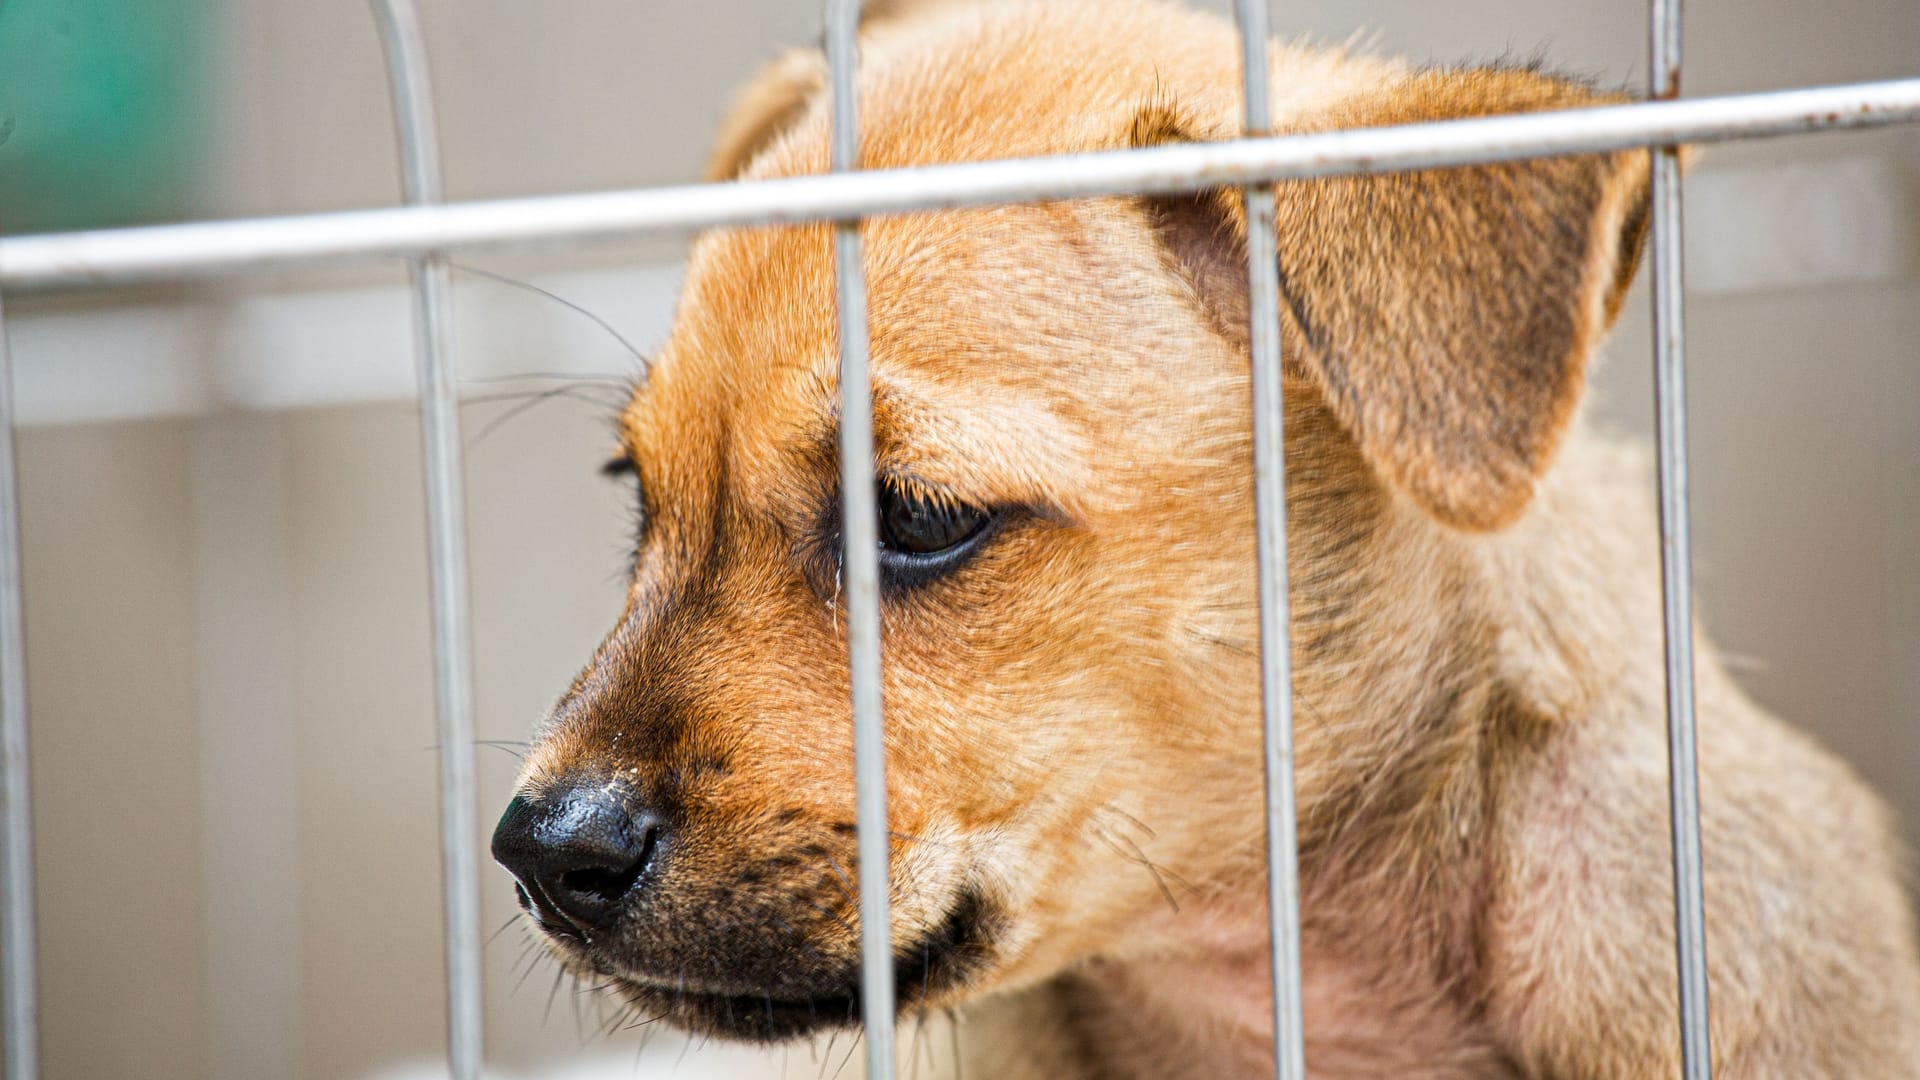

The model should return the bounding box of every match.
[705,3,977,181]
[705,47,827,181]
[1137,69,1653,531]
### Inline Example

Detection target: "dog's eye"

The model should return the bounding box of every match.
[878,483,988,557]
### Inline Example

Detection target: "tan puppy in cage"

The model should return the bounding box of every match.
[490,0,1920,1076]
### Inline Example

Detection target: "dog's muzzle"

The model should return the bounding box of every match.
[490,777,1000,1041]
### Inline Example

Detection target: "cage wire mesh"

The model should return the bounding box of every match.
[2,0,1919,1077]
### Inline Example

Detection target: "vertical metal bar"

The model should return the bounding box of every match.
[1232,4,1306,1080]
[0,289,40,1080]
[825,2,897,1077]
[1649,0,1713,1076]
[371,4,484,1079]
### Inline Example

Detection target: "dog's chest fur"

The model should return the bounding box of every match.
[1076,927,1514,1079]
[952,938,1512,1080]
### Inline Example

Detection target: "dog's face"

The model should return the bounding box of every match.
[492,0,1650,1043]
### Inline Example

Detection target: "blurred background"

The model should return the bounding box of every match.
[0,0,1916,1076]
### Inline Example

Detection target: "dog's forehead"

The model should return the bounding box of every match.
[621,202,1150,483]
[733,5,1400,180]
[616,1,1406,502]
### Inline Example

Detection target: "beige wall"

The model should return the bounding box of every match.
[5,0,1917,1076]
[16,423,208,1079]
[1601,281,1920,833]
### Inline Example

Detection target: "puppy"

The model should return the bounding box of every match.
[491,1,1920,1075]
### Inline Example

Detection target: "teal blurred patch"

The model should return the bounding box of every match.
[0,0,214,234]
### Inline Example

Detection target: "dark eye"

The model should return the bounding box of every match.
[878,482,988,557]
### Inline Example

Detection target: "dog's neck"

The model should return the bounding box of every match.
[1058,882,1505,1079]
[1060,543,1515,1077]
[1030,426,1548,1079]
[1063,893,1291,1080]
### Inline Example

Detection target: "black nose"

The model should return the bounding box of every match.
[491,787,661,935]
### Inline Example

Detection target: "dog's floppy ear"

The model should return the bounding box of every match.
[705,47,827,181]
[1137,69,1652,531]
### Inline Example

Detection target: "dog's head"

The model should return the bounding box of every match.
[492,0,1650,1042]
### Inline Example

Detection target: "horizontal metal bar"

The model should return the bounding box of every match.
[2,80,1916,290]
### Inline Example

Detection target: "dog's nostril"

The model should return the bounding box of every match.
[558,865,630,897]
[555,825,657,906]
[492,789,663,934]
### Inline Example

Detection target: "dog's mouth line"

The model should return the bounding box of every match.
[612,976,865,1018]
[557,885,996,1028]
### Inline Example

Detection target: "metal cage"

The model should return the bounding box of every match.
[2,1,1917,1078]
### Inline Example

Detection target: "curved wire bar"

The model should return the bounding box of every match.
[371,3,486,1077]
[0,289,40,1080]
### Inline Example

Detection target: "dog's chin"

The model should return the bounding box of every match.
[601,978,868,1042]
[544,887,1001,1043]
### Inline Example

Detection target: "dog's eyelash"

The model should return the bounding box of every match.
[600,454,648,572]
